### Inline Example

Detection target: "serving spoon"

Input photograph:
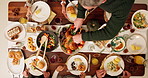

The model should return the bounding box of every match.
[36,35,48,70]
[38,36,48,65]
[36,35,47,57]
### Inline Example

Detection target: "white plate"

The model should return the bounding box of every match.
[31,1,50,22]
[131,10,148,30]
[24,34,38,52]
[4,22,26,42]
[66,1,78,23]
[104,56,124,76]
[66,55,88,75]
[126,34,146,54]
[111,36,126,52]
[25,56,47,76]
[7,49,24,75]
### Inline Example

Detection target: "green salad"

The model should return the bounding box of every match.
[133,12,148,29]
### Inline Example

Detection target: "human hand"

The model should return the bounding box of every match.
[61,3,66,14]
[96,70,106,78]
[72,34,83,44]
[22,69,29,77]
[79,72,86,78]
[61,0,68,19]
[26,7,32,19]
[123,71,131,78]
[74,18,84,32]
[43,71,50,78]
[56,66,65,72]
[61,3,68,19]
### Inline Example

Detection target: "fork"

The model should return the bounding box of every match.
[87,54,91,72]
[27,6,38,20]
[118,63,124,71]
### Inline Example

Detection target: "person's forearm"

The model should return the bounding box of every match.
[77,2,86,18]
[52,70,59,78]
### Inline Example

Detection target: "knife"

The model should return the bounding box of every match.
[32,6,38,14]
[33,65,44,73]
[118,63,124,71]
[88,54,91,72]
[27,6,38,20]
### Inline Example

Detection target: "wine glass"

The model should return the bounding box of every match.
[88,44,95,51]
[54,17,62,25]
[50,55,58,63]
[124,56,134,63]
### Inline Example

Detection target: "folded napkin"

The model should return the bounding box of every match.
[39,11,56,25]
[48,11,56,24]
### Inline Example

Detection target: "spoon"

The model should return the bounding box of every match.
[37,35,48,70]
[36,35,47,57]
[43,38,48,59]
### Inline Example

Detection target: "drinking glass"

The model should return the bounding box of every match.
[124,56,134,63]
[54,17,62,25]
[50,55,58,63]
[19,17,28,24]
[88,44,95,51]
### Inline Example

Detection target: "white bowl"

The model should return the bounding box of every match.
[131,10,148,30]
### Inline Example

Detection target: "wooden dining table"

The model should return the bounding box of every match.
[8,1,147,25]
[8,0,147,77]
[22,50,145,77]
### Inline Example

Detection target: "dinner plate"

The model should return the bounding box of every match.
[66,55,88,75]
[126,34,146,54]
[131,10,148,30]
[25,56,47,76]
[111,36,126,52]
[104,56,124,76]
[66,1,78,23]
[4,22,26,42]
[7,48,24,75]
[24,34,38,52]
[31,1,50,22]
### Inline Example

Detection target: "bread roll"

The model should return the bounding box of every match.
[37,61,45,69]
[8,51,15,58]
[15,51,22,59]
[12,58,20,65]
[67,6,75,14]
[7,26,21,38]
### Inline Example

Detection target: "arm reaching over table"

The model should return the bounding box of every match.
[73,0,135,43]
[96,69,106,78]
[79,72,86,78]
[123,71,131,78]
[74,2,86,32]
[93,70,131,78]
[25,0,48,19]
[52,66,65,78]
[61,0,69,19]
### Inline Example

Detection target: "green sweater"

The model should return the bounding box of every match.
[77,0,135,41]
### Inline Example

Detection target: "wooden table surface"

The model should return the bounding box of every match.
[8,2,147,25]
[22,50,145,76]
[8,1,147,77]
